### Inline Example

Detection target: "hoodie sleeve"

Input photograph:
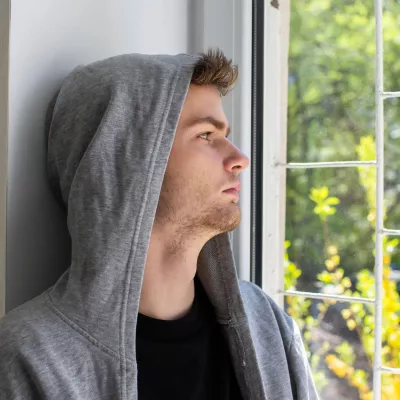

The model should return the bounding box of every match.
[287,321,320,400]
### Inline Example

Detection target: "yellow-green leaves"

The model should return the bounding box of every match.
[309,187,340,221]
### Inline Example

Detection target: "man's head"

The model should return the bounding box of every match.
[154,49,249,239]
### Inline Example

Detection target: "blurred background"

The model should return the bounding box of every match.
[284,1,400,398]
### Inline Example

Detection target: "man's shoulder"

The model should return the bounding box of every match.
[238,280,295,345]
[0,293,54,359]
[0,293,82,398]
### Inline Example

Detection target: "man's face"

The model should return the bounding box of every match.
[155,84,249,235]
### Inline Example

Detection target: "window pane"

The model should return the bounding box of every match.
[288,1,375,163]
[285,167,374,296]
[285,297,374,399]
[380,236,400,399]
[384,98,400,230]
[383,0,400,91]
[284,236,400,399]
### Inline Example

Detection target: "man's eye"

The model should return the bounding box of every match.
[199,132,212,141]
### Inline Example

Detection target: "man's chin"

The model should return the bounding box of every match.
[205,207,241,234]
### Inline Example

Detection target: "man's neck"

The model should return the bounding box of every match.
[139,226,210,320]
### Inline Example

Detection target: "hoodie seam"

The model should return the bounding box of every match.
[288,330,295,354]
[45,292,135,364]
[232,326,257,399]
[286,329,300,400]
[213,237,237,323]
[217,317,247,326]
[213,238,259,399]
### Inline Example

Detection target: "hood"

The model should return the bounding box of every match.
[45,52,246,363]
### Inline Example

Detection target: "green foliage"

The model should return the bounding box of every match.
[285,137,400,398]
[286,0,400,283]
[285,2,400,395]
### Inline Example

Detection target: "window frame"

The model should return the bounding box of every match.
[257,0,400,397]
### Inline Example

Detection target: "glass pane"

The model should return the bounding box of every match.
[384,98,400,230]
[288,1,376,163]
[383,0,400,92]
[285,167,375,297]
[380,235,400,399]
[285,297,374,399]
[284,238,400,399]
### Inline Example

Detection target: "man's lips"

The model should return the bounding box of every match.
[223,188,239,195]
[223,182,240,199]
[223,182,241,192]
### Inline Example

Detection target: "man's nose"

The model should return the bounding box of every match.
[224,146,250,173]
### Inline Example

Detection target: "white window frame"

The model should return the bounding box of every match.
[261,0,400,398]
[261,0,287,306]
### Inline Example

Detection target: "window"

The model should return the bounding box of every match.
[253,0,400,398]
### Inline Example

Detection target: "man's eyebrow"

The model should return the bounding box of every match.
[183,116,231,138]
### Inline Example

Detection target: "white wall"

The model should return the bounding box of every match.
[3,0,190,313]
[1,0,252,315]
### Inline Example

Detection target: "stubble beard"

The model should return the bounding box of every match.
[155,182,241,238]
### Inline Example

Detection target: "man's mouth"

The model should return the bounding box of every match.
[223,182,241,192]
[223,188,240,199]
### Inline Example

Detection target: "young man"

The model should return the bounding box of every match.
[0,49,319,399]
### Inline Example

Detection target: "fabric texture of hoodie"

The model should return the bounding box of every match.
[0,53,319,400]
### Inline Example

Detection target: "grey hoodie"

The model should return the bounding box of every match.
[0,53,319,400]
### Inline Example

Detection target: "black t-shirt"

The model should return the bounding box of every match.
[136,278,243,400]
